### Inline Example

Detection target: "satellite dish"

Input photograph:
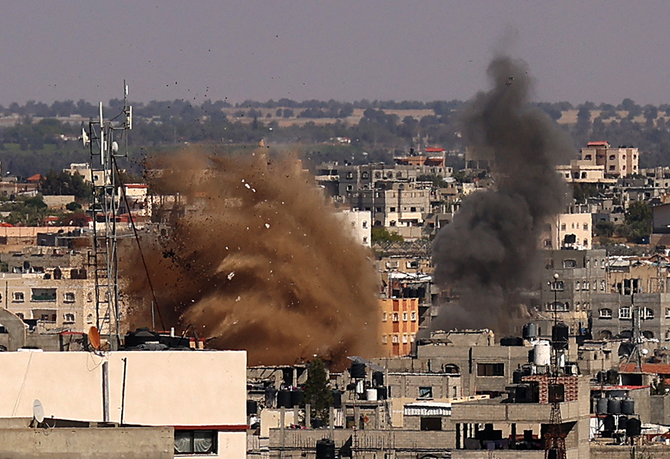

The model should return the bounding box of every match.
[33,399,44,423]
[89,326,101,351]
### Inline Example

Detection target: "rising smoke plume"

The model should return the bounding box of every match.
[122,148,379,366]
[431,56,573,332]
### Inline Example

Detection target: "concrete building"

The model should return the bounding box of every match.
[0,350,247,458]
[580,141,639,178]
[337,209,372,247]
[542,211,593,250]
[355,182,430,230]
[556,160,615,184]
[379,298,420,357]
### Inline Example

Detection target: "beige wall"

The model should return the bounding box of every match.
[0,350,246,425]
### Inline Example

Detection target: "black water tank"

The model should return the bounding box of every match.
[608,398,621,414]
[277,390,292,408]
[372,371,384,387]
[349,363,366,379]
[618,415,628,431]
[247,400,258,415]
[626,418,642,437]
[552,323,569,350]
[523,323,538,340]
[500,336,524,346]
[607,369,619,385]
[513,369,523,384]
[332,390,342,408]
[377,386,388,400]
[316,439,335,459]
[291,389,304,407]
[604,415,616,431]
[515,384,532,403]
[622,398,635,415]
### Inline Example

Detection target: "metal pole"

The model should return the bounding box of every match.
[102,360,110,423]
[120,357,128,425]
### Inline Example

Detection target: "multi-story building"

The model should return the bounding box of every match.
[337,209,372,246]
[379,297,420,357]
[541,210,593,250]
[355,182,430,229]
[556,160,614,184]
[580,141,639,177]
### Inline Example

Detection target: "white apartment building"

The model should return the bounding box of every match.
[580,141,639,177]
[542,212,593,250]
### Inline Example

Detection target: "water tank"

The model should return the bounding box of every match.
[626,418,642,437]
[316,439,335,459]
[247,400,258,415]
[332,390,342,408]
[608,398,622,414]
[534,341,551,366]
[513,369,523,384]
[349,363,366,379]
[377,386,388,400]
[366,388,378,401]
[596,371,606,384]
[515,384,532,403]
[618,415,628,431]
[552,323,569,350]
[622,398,635,415]
[291,389,304,407]
[500,336,524,346]
[603,414,616,431]
[523,323,538,340]
[277,390,292,408]
[607,369,619,385]
[596,398,608,414]
[372,371,384,387]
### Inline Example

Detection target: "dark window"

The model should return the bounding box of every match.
[477,363,504,376]
[174,430,217,455]
[420,417,442,431]
[418,386,433,399]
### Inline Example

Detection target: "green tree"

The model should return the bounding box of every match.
[624,201,652,243]
[303,357,333,424]
[371,227,404,243]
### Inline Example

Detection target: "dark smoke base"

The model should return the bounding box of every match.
[431,56,573,333]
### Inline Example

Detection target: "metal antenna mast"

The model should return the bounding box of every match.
[86,82,132,350]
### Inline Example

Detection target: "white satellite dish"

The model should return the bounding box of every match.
[33,399,44,423]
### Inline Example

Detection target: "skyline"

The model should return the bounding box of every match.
[1,1,670,107]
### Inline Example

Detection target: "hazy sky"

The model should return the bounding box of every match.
[1,1,669,106]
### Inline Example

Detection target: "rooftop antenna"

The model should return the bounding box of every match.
[87,81,132,350]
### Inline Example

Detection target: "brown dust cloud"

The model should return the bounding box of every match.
[121,148,380,367]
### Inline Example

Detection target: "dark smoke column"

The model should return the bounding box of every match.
[431,56,573,331]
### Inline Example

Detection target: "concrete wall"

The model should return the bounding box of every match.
[591,444,670,459]
[0,350,246,426]
[0,426,173,459]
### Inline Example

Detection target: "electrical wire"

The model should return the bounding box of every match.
[112,156,165,331]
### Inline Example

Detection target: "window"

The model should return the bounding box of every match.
[346,185,353,191]
[547,302,568,312]
[609,155,616,160]
[174,430,217,455]
[666,308,670,318]
[420,417,442,431]
[477,363,504,376]
[392,313,399,322]
[382,312,387,322]
[346,172,353,179]
[609,165,615,171]
[644,308,654,320]
[381,334,388,344]
[31,288,56,302]
[418,387,433,399]
[601,280,606,292]
[390,207,396,212]
[362,221,368,229]
[402,334,408,343]
[599,308,612,319]
[410,207,416,212]
[583,281,590,290]
[583,223,589,231]
[561,223,566,231]
[86,313,93,324]
[13,292,24,302]
[361,172,369,179]
[444,364,460,374]
[87,292,93,302]
[402,312,407,321]
[619,307,631,319]
[64,292,75,303]
[392,334,399,344]
[410,311,417,321]
[563,259,576,268]
[63,313,75,323]
[575,281,580,291]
